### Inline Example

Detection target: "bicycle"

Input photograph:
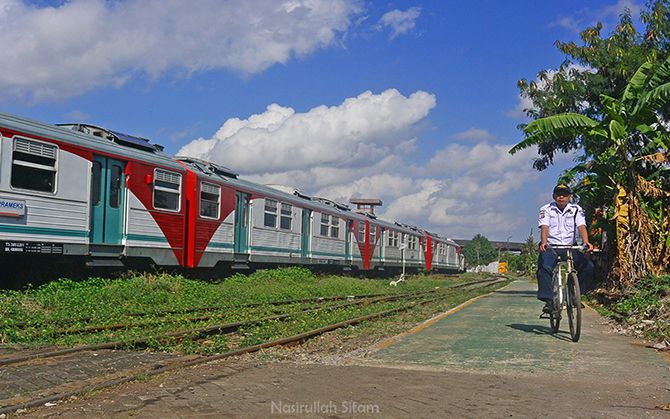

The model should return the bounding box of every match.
[541,244,585,342]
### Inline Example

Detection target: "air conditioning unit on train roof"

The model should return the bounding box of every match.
[394,221,419,231]
[57,123,164,153]
[354,209,377,219]
[175,156,238,179]
[312,197,351,211]
[266,184,311,200]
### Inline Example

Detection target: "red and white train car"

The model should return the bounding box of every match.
[0,112,463,284]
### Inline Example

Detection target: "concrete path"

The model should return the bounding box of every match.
[374,280,668,379]
[367,279,670,415]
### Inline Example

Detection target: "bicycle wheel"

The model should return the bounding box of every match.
[566,273,582,342]
[550,267,561,333]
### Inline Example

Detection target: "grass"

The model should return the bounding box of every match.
[0,268,509,353]
[590,274,669,341]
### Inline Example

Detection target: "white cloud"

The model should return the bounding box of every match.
[378,143,545,238]
[453,128,495,142]
[0,0,362,100]
[65,109,90,121]
[427,143,538,179]
[378,7,421,39]
[179,91,558,242]
[551,0,642,34]
[552,16,582,33]
[505,95,535,119]
[602,0,641,19]
[178,88,436,174]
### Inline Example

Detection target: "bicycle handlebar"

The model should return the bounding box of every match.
[547,244,587,250]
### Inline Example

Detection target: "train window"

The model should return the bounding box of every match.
[320,213,330,236]
[357,223,365,242]
[109,164,123,208]
[387,231,398,247]
[200,182,220,219]
[370,225,376,244]
[280,203,292,230]
[330,216,339,238]
[91,161,102,206]
[153,169,181,211]
[11,138,57,193]
[264,199,277,227]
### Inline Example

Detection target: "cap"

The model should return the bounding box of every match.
[553,184,572,195]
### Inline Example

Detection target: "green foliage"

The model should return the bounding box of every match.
[512,3,670,282]
[615,275,670,314]
[610,275,669,340]
[499,232,538,275]
[462,234,497,268]
[514,1,670,168]
[0,269,493,352]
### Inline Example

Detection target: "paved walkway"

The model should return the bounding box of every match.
[373,280,669,382]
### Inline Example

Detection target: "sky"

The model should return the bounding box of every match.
[0,0,643,243]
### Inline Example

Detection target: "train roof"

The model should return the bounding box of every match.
[176,156,367,220]
[56,123,165,153]
[0,113,183,170]
[175,156,238,178]
[177,156,425,233]
[423,230,460,246]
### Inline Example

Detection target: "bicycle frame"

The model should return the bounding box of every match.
[546,244,585,342]
[551,246,578,311]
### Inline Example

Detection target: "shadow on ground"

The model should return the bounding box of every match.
[495,290,536,297]
[507,323,574,342]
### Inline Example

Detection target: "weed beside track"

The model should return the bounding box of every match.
[0,268,510,354]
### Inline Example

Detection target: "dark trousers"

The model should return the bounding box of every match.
[536,249,594,301]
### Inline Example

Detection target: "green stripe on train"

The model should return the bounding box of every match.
[0,224,87,237]
[311,251,346,257]
[251,245,301,253]
[208,242,234,249]
[125,234,169,243]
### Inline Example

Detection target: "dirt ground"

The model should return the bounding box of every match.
[18,280,670,418]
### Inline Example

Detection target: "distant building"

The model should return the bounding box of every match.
[349,198,383,215]
[453,239,524,255]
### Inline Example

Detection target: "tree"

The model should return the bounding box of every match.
[502,231,538,275]
[515,1,670,170]
[511,1,670,285]
[511,56,670,283]
[462,234,497,268]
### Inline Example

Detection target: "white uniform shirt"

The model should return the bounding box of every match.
[538,202,586,245]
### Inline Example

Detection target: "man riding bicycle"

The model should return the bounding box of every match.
[537,184,594,313]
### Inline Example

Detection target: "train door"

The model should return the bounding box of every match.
[379,228,385,262]
[345,220,352,262]
[301,208,311,258]
[90,156,125,244]
[234,192,251,254]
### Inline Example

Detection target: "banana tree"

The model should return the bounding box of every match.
[510,57,670,284]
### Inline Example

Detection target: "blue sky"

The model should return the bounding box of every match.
[1,0,641,242]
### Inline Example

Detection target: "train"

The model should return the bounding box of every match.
[0,112,464,284]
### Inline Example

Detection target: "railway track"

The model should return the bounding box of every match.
[0,276,508,415]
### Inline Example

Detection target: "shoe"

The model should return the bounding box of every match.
[580,302,585,309]
[542,301,554,314]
